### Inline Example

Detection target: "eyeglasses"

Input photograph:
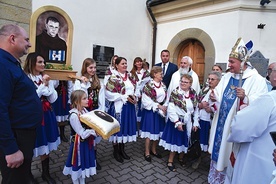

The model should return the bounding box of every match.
[180,80,190,84]
[267,68,276,75]
[208,78,218,81]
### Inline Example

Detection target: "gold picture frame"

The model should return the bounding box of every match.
[29,6,73,67]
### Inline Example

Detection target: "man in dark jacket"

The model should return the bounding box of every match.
[0,24,43,184]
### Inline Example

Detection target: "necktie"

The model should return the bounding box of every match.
[163,63,166,75]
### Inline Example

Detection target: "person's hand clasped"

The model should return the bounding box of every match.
[158,104,167,114]
[6,150,24,168]
[209,89,216,102]
[192,126,198,132]
[127,95,137,104]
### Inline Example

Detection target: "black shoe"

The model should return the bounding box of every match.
[144,154,152,162]
[59,126,68,142]
[119,143,130,160]
[167,162,176,172]
[150,151,162,158]
[96,161,102,170]
[41,158,56,184]
[113,145,124,163]
[179,157,187,167]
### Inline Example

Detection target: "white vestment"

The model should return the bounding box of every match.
[225,90,276,184]
[208,68,268,172]
[165,69,200,105]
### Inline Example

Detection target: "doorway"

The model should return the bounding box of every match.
[177,39,205,84]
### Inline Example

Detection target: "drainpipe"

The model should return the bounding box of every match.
[146,0,176,66]
[146,0,157,67]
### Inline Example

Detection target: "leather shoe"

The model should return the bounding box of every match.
[144,154,151,162]
[150,151,162,158]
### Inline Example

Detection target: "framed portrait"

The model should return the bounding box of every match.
[30,6,73,66]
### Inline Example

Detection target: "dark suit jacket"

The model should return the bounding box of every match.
[155,62,178,88]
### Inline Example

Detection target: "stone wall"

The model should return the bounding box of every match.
[0,0,31,32]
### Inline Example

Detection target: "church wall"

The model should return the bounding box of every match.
[32,0,153,74]
[153,0,276,67]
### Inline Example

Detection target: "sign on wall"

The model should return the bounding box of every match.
[93,45,114,79]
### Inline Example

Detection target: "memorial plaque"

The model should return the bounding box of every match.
[93,45,114,78]
[248,51,269,77]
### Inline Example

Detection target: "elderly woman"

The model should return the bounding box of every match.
[105,57,138,163]
[159,74,199,172]
[192,71,221,169]
[130,57,150,122]
[140,66,167,162]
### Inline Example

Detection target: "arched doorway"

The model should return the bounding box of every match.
[177,39,205,84]
[167,28,215,85]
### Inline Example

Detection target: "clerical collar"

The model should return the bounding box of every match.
[272,86,276,91]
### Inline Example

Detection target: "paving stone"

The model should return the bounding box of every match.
[0,127,210,183]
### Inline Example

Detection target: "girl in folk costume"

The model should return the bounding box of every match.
[192,71,221,169]
[63,90,97,184]
[106,57,138,163]
[140,66,167,163]
[159,74,199,172]
[73,58,105,170]
[130,57,150,122]
[52,80,71,142]
[23,52,60,184]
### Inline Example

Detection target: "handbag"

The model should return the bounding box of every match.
[187,129,201,161]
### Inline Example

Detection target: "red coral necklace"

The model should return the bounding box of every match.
[154,81,161,88]
[120,72,128,81]
[184,91,190,99]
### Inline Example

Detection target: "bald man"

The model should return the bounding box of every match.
[0,24,42,183]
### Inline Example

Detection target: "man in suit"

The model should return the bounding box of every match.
[155,49,178,88]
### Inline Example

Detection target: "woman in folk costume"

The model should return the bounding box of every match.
[159,74,199,172]
[130,57,150,123]
[73,58,105,170]
[63,90,97,184]
[140,66,167,163]
[51,80,71,142]
[106,56,138,163]
[104,55,118,112]
[104,55,118,86]
[191,71,221,169]
[207,38,267,184]
[23,52,60,184]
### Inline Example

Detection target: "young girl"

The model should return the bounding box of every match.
[63,90,97,184]
[72,58,105,170]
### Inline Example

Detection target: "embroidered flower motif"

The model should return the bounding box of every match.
[142,70,150,80]
[106,72,135,95]
[143,80,167,103]
[170,87,198,112]
[105,67,113,75]
[197,86,209,102]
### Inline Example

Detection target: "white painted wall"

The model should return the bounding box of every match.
[32,0,153,75]
[154,0,276,65]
